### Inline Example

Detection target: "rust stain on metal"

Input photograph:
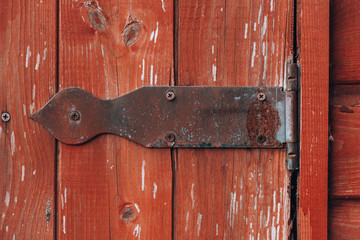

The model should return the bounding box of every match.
[246,96,281,147]
[30,87,286,148]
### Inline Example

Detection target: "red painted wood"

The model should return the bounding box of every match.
[330,0,360,84]
[298,0,329,239]
[0,1,57,239]
[329,200,360,239]
[175,0,294,238]
[330,105,360,198]
[58,0,173,239]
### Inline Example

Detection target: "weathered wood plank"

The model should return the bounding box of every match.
[329,104,360,198]
[329,200,360,240]
[175,0,293,238]
[0,1,56,239]
[58,0,173,239]
[330,0,360,84]
[298,0,329,239]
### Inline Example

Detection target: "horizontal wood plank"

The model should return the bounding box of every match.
[330,0,360,84]
[330,104,360,197]
[329,200,360,239]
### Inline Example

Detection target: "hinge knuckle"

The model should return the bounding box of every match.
[285,61,299,171]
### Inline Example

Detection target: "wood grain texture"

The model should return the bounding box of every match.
[297,0,329,239]
[58,0,173,239]
[330,0,360,84]
[0,1,56,239]
[175,0,293,238]
[329,105,360,198]
[329,200,360,240]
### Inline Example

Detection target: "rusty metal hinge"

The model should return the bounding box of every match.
[30,75,298,158]
[285,61,299,171]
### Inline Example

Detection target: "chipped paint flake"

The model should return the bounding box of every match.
[185,211,189,232]
[261,16,268,40]
[133,224,141,239]
[149,31,154,41]
[141,160,145,191]
[35,53,40,70]
[4,191,10,207]
[134,203,140,213]
[11,131,15,156]
[197,213,202,236]
[141,59,145,81]
[212,64,217,82]
[153,183,157,199]
[258,5,262,23]
[229,192,236,228]
[23,104,27,115]
[43,48,47,60]
[244,23,248,39]
[150,65,154,85]
[64,188,67,203]
[154,22,159,43]
[25,46,31,68]
[191,183,195,209]
[251,42,256,67]
[32,84,36,100]
[21,165,25,181]
[63,215,66,234]
[161,0,166,12]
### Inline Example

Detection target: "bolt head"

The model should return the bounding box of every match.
[257,135,266,144]
[165,132,176,142]
[1,112,11,122]
[165,90,175,101]
[257,92,267,101]
[69,111,81,121]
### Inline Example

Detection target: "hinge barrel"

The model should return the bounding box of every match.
[286,62,299,171]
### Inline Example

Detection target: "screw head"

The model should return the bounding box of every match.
[69,111,81,121]
[165,132,176,142]
[1,112,11,122]
[257,135,266,144]
[257,92,267,101]
[165,90,175,101]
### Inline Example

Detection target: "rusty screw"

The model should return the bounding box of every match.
[257,135,267,144]
[1,112,11,122]
[165,90,176,101]
[165,132,176,142]
[257,92,267,101]
[121,207,135,222]
[69,111,81,121]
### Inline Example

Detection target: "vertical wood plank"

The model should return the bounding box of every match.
[58,0,173,239]
[298,0,329,239]
[0,1,56,239]
[175,0,294,238]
